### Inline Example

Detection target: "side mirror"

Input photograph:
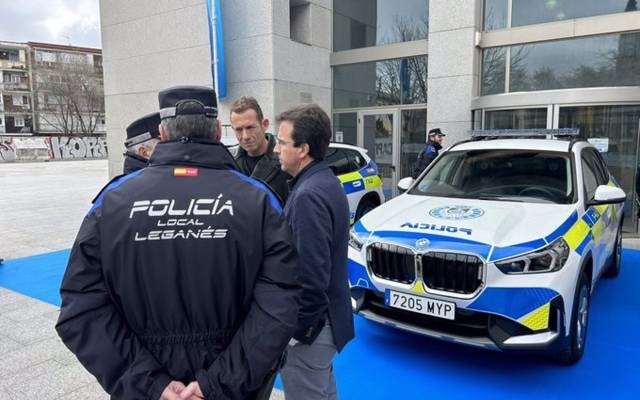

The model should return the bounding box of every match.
[588,185,626,206]
[397,177,414,192]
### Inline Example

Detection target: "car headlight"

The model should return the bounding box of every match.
[349,229,365,251]
[495,238,570,274]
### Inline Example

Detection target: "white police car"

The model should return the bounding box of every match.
[325,143,384,224]
[348,129,625,364]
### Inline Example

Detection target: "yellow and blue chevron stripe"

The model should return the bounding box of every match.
[338,162,382,194]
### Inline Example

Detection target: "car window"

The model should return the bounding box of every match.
[581,153,600,201]
[582,148,608,187]
[591,149,611,185]
[409,149,576,204]
[344,149,367,170]
[325,148,353,175]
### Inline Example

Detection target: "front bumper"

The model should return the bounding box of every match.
[352,288,568,352]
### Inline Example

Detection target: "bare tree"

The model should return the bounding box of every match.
[34,59,104,135]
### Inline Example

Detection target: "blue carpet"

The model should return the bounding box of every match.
[0,249,69,306]
[1,249,639,399]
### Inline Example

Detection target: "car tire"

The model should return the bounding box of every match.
[555,271,590,365]
[355,198,377,221]
[603,219,623,278]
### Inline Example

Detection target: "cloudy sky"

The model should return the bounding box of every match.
[0,0,101,48]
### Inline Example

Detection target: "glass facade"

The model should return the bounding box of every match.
[512,0,637,28]
[485,108,547,129]
[333,56,428,108]
[400,109,427,179]
[334,0,429,51]
[483,0,638,31]
[332,112,358,145]
[482,32,640,94]
[559,105,640,232]
[481,47,506,95]
[483,0,507,30]
[362,112,395,198]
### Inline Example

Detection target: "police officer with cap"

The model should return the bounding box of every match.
[413,127,446,178]
[57,85,301,400]
[123,112,161,174]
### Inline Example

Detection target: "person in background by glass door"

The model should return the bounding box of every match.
[412,128,445,178]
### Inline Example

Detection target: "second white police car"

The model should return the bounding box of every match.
[348,129,625,364]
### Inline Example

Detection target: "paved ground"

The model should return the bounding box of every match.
[1,160,638,399]
[0,160,284,399]
[0,160,108,260]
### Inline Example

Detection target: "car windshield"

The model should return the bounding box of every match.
[409,149,576,204]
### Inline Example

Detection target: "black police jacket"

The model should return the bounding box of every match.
[235,134,290,204]
[122,150,148,174]
[56,139,301,400]
[412,140,442,178]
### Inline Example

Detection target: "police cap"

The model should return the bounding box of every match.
[124,112,161,148]
[158,85,218,120]
[428,128,445,136]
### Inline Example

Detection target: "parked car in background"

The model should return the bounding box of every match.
[227,141,384,223]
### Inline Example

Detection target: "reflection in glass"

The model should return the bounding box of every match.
[483,0,508,31]
[333,56,428,108]
[332,113,357,145]
[505,32,640,93]
[481,47,506,95]
[472,110,483,129]
[400,109,427,179]
[559,105,640,232]
[485,108,547,129]
[512,0,637,27]
[363,113,395,198]
[334,0,429,51]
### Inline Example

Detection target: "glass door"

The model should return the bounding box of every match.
[400,109,427,181]
[358,109,399,199]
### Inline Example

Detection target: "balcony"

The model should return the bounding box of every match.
[0,82,30,91]
[3,103,31,113]
[0,59,26,70]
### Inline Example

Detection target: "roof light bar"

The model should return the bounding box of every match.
[469,128,580,139]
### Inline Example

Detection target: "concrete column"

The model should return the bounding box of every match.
[100,0,211,177]
[101,0,333,177]
[427,0,482,145]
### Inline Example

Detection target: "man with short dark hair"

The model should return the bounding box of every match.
[122,112,161,174]
[56,85,301,400]
[231,96,290,203]
[274,104,354,400]
[413,127,446,178]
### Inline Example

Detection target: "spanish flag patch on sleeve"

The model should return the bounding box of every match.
[174,167,199,177]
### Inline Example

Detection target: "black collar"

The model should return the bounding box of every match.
[427,139,443,150]
[236,134,277,159]
[149,138,239,171]
[124,151,148,164]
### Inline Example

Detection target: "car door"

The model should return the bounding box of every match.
[580,148,612,274]
[591,149,620,259]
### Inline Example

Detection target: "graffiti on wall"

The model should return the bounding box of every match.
[0,136,108,162]
[0,138,17,161]
[46,136,108,160]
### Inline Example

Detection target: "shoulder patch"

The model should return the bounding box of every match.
[426,145,436,153]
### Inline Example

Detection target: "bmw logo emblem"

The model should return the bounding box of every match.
[416,238,430,250]
[430,205,484,220]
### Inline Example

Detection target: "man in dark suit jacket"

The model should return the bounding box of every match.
[231,96,290,204]
[274,104,354,400]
